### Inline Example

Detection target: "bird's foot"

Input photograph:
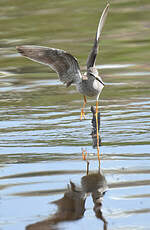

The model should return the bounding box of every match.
[82,149,87,161]
[80,108,86,121]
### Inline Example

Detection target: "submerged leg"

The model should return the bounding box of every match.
[80,96,87,121]
[96,100,100,167]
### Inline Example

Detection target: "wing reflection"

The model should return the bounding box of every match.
[91,105,101,148]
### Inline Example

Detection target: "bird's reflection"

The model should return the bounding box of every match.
[26,106,107,230]
[26,163,108,230]
[81,165,108,230]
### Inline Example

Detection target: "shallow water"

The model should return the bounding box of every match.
[0,0,150,230]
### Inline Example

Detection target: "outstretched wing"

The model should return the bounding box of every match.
[16,45,82,86]
[86,3,109,69]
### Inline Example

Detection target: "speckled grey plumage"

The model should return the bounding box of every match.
[16,4,109,101]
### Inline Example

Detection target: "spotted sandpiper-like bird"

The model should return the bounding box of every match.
[16,4,110,164]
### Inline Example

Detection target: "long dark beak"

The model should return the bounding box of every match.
[90,73,105,86]
[95,76,105,86]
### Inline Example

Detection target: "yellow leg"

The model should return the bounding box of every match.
[96,100,100,167]
[82,149,87,161]
[80,96,87,121]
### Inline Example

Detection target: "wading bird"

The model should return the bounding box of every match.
[16,4,109,164]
